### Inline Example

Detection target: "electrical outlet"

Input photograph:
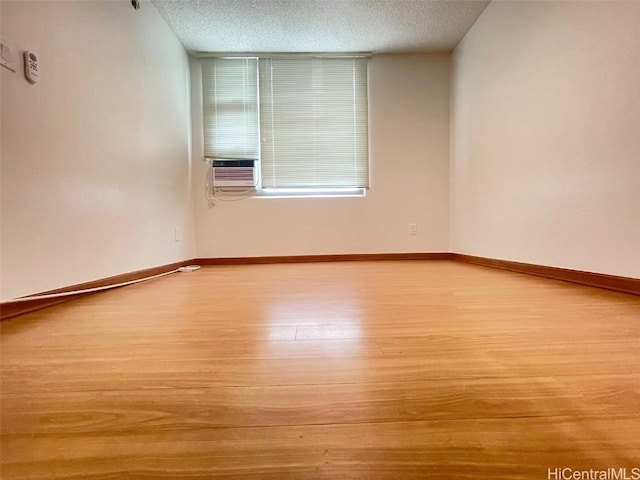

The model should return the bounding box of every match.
[174,227,181,242]
[410,223,417,235]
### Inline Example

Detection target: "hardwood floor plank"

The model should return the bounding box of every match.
[0,353,506,392]
[3,374,639,436]
[2,418,639,478]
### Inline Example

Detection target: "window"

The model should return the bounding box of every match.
[202,58,259,161]
[202,56,369,195]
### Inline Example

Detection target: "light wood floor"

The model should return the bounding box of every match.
[1,261,639,479]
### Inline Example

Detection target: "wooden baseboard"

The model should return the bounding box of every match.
[451,253,640,296]
[0,260,194,321]
[4,252,637,320]
[194,252,452,265]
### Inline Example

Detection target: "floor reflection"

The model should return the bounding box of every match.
[266,295,362,341]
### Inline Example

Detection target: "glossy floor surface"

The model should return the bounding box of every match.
[1,261,639,479]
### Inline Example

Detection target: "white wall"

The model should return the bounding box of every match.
[191,54,451,258]
[450,1,640,278]
[0,0,194,300]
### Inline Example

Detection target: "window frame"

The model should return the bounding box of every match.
[200,54,371,199]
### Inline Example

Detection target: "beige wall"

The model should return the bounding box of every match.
[0,0,194,300]
[190,54,451,258]
[451,1,640,278]
[4,0,636,300]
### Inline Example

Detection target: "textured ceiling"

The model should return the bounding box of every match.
[151,0,490,54]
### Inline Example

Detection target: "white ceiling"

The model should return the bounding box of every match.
[151,0,490,54]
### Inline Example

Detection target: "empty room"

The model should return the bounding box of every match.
[1,0,639,478]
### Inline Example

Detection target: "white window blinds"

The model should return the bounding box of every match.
[259,57,369,188]
[201,58,259,160]
[201,56,369,189]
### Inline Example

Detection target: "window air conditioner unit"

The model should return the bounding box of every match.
[213,160,256,188]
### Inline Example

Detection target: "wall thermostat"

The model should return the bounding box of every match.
[23,50,39,84]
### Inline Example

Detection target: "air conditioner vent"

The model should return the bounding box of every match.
[213,160,256,188]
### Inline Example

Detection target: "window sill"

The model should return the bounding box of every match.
[252,188,366,199]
